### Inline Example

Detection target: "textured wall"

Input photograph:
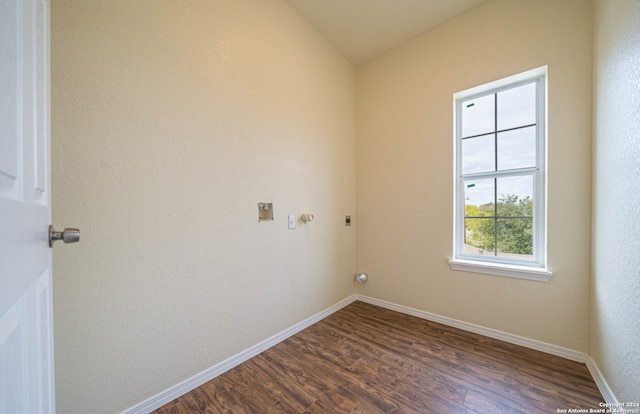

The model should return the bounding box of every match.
[592,0,640,402]
[51,1,356,412]
[356,0,593,351]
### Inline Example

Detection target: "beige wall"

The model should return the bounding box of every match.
[51,1,356,412]
[356,0,593,351]
[592,0,640,402]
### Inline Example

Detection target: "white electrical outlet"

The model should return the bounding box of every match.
[288,215,296,229]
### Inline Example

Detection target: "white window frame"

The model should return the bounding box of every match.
[449,66,551,282]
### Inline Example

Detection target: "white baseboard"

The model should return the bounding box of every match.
[354,294,588,363]
[586,356,618,404]
[121,295,358,414]
[124,294,616,413]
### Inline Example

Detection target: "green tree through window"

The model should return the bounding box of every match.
[465,194,533,256]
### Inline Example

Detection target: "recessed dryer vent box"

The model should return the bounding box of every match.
[258,203,273,222]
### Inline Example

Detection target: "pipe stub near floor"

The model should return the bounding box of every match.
[355,272,368,283]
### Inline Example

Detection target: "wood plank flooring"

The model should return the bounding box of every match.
[153,301,603,413]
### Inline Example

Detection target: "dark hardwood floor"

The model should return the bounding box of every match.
[153,301,603,413]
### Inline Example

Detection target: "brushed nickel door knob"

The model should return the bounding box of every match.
[49,225,80,247]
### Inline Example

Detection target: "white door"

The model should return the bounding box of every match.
[0,0,55,413]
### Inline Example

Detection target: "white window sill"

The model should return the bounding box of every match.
[448,259,552,282]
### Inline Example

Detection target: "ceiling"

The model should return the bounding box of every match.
[284,0,487,65]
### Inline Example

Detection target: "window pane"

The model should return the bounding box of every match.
[497,82,536,131]
[496,218,533,259]
[464,178,495,216]
[462,135,495,174]
[496,175,533,217]
[497,126,536,171]
[461,94,494,137]
[464,218,495,255]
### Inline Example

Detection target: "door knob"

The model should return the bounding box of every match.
[49,225,80,247]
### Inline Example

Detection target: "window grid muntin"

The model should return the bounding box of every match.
[461,123,536,141]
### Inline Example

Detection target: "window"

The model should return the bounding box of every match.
[449,67,551,281]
